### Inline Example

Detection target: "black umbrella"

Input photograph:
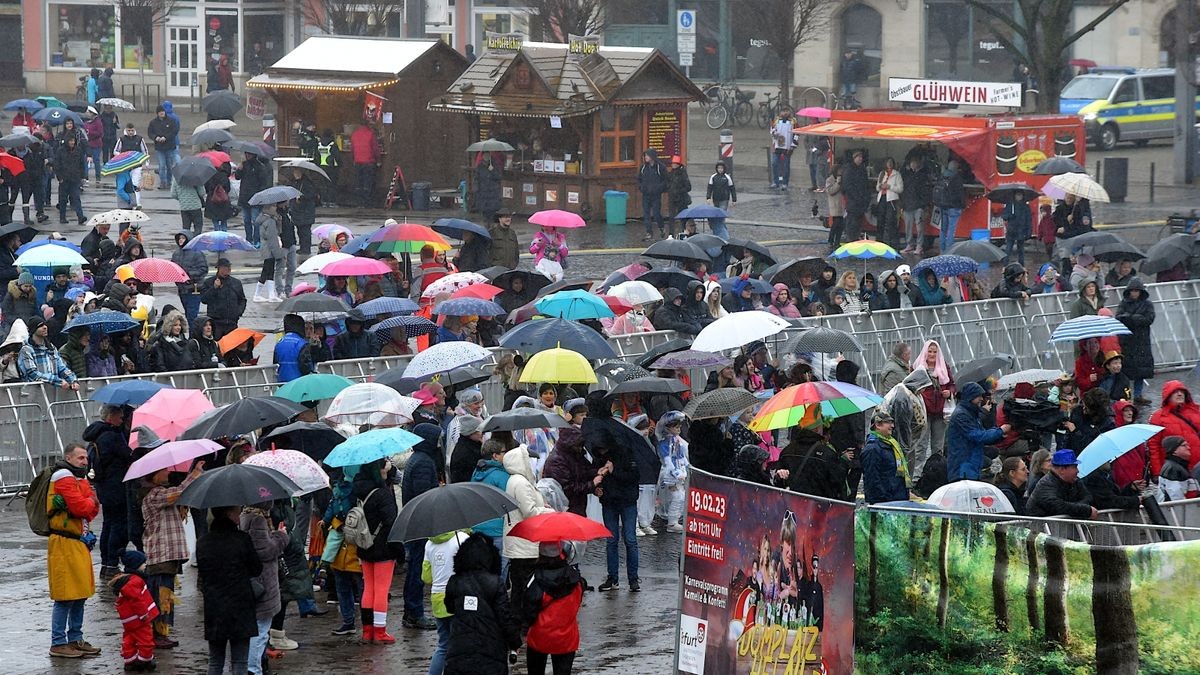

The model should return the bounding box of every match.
[946,239,1005,263]
[718,276,773,294]
[535,278,592,299]
[201,90,242,120]
[228,139,278,159]
[375,364,492,395]
[1032,156,1086,175]
[594,361,651,382]
[597,270,631,292]
[180,396,307,440]
[985,183,1039,202]
[190,128,236,146]
[635,338,693,369]
[608,376,689,396]
[481,409,571,433]
[0,132,39,149]
[761,257,826,286]
[172,156,217,187]
[1054,230,1122,258]
[789,326,863,354]
[1087,240,1145,263]
[642,238,710,263]
[955,353,1017,386]
[682,388,760,420]
[277,293,352,315]
[0,221,40,244]
[498,317,617,359]
[177,464,301,508]
[723,238,776,264]
[389,482,519,543]
[261,421,347,462]
[1139,233,1197,275]
[638,267,696,292]
[492,268,550,295]
[684,233,727,257]
[478,265,510,280]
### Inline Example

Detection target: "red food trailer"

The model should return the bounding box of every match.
[797,109,1086,239]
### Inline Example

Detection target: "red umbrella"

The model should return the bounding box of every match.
[599,295,634,316]
[197,150,232,167]
[452,283,503,300]
[507,511,612,542]
[128,258,189,283]
[0,152,26,176]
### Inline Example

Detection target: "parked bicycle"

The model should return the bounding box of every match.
[704,81,755,129]
[756,90,789,129]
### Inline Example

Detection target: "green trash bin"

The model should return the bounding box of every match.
[604,190,628,225]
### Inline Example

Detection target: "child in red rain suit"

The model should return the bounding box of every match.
[109,550,159,671]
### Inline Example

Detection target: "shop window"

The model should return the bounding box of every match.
[731,9,781,83]
[925,0,1017,82]
[677,0,720,82]
[840,4,881,86]
[608,0,668,25]
[599,106,638,168]
[48,4,116,69]
[118,5,153,70]
[475,11,529,50]
[206,11,238,72]
[243,14,284,75]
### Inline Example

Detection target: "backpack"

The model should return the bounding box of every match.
[210,184,230,205]
[931,174,951,207]
[342,488,380,550]
[26,467,55,537]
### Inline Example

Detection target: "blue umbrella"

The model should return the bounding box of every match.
[434,297,506,317]
[64,310,140,334]
[248,185,302,206]
[356,296,419,318]
[498,317,617,359]
[368,315,438,341]
[1078,424,1164,477]
[324,427,423,467]
[912,254,979,278]
[1049,315,1132,343]
[90,380,172,406]
[184,231,257,252]
[33,107,82,126]
[432,218,491,240]
[534,289,614,320]
[4,98,44,112]
[339,229,380,256]
[15,239,83,256]
[718,276,773,294]
[675,205,728,220]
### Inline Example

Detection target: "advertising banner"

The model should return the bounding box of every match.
[676,469,856,674]
[888,78,1022,107]
[855,509,1200,674]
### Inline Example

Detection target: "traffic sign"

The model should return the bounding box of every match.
[679,52,694,66]
[677,34,696,54]
[677,10,696,35]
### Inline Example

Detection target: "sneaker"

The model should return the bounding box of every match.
[374,629,397,644]
[72,640,101,656]
[901,246,914,254]
[598,578,619,592]
[642,526,658,535]
[331,625,356,636]
[635,526,646,537]
[667,523,685,533]
[268,629,298,650]
[49,644,83,659]
[1134,396,1153,407]
[629,580,641,592]
[401,616,436,630]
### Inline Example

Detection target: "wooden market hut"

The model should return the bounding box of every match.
[248,36,470,199]
[428,41,705,218]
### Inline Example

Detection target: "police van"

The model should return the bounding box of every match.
[1059,67,1199,151]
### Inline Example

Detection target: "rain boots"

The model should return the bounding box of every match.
[253,282,267,302]
[267,629,298,651]
[265,280,281,302]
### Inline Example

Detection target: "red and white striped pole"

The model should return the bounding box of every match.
[262,113,276,148]
[719,128,733,175]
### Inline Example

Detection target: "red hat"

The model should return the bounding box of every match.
[670,155,683,165]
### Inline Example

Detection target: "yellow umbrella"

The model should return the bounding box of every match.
[519,346,597,384]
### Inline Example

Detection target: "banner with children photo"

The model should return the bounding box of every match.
[675,468,856,674]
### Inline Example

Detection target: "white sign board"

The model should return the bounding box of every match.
[677,10,696,35]
[677,34,696,54]
[678,52,694,67]
[888,77,1022,107]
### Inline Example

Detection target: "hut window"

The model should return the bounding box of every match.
[599,106,638,167]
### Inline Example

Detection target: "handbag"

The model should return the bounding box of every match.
[139,170,157,191]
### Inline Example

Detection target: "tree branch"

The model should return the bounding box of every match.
[1062,0,1132,49]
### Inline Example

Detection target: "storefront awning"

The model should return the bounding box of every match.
[799,120,988,143]
[246,72,400,92]
[428,96,599,119]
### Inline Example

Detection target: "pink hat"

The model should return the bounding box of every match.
[412,389,437,405]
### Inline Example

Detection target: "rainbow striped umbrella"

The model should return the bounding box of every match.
[100,150,149,176]
[829,239,900,260]
[366,222,451,254]
[749,381,883,432]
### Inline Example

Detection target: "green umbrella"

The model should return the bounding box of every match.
[275,373,355,403]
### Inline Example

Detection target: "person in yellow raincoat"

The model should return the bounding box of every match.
[47,441,102,659]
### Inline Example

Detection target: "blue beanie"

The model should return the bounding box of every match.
[414,422,442,445]
[121,549,147,572]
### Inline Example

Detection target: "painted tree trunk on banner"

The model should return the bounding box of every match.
[936,518,950,628]
[991,524,1009,632]
[1025,531,1041,632]
[1043,536,1069,645]
[1091,545,1139,673]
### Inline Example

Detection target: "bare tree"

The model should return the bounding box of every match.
[522,0,607,42]
[300,0,405,37]
[741,0,839,106]
[964,0,1131,112]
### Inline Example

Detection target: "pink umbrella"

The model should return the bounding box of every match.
[312,224,352,241]
[616,263,650,280]
[128,258,190,283]
[291,282,316,297]
[320,257,392,276]
[529,209,586,229]
[132,389,215,441]
[797,106,831,119]
[124,439,223,481]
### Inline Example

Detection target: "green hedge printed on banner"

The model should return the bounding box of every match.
[853,511,1200,674]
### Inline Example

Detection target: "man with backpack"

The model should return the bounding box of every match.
[37,441,102,659]
[81,404,133,581]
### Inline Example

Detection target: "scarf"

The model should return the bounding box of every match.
[871,431,911,488]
